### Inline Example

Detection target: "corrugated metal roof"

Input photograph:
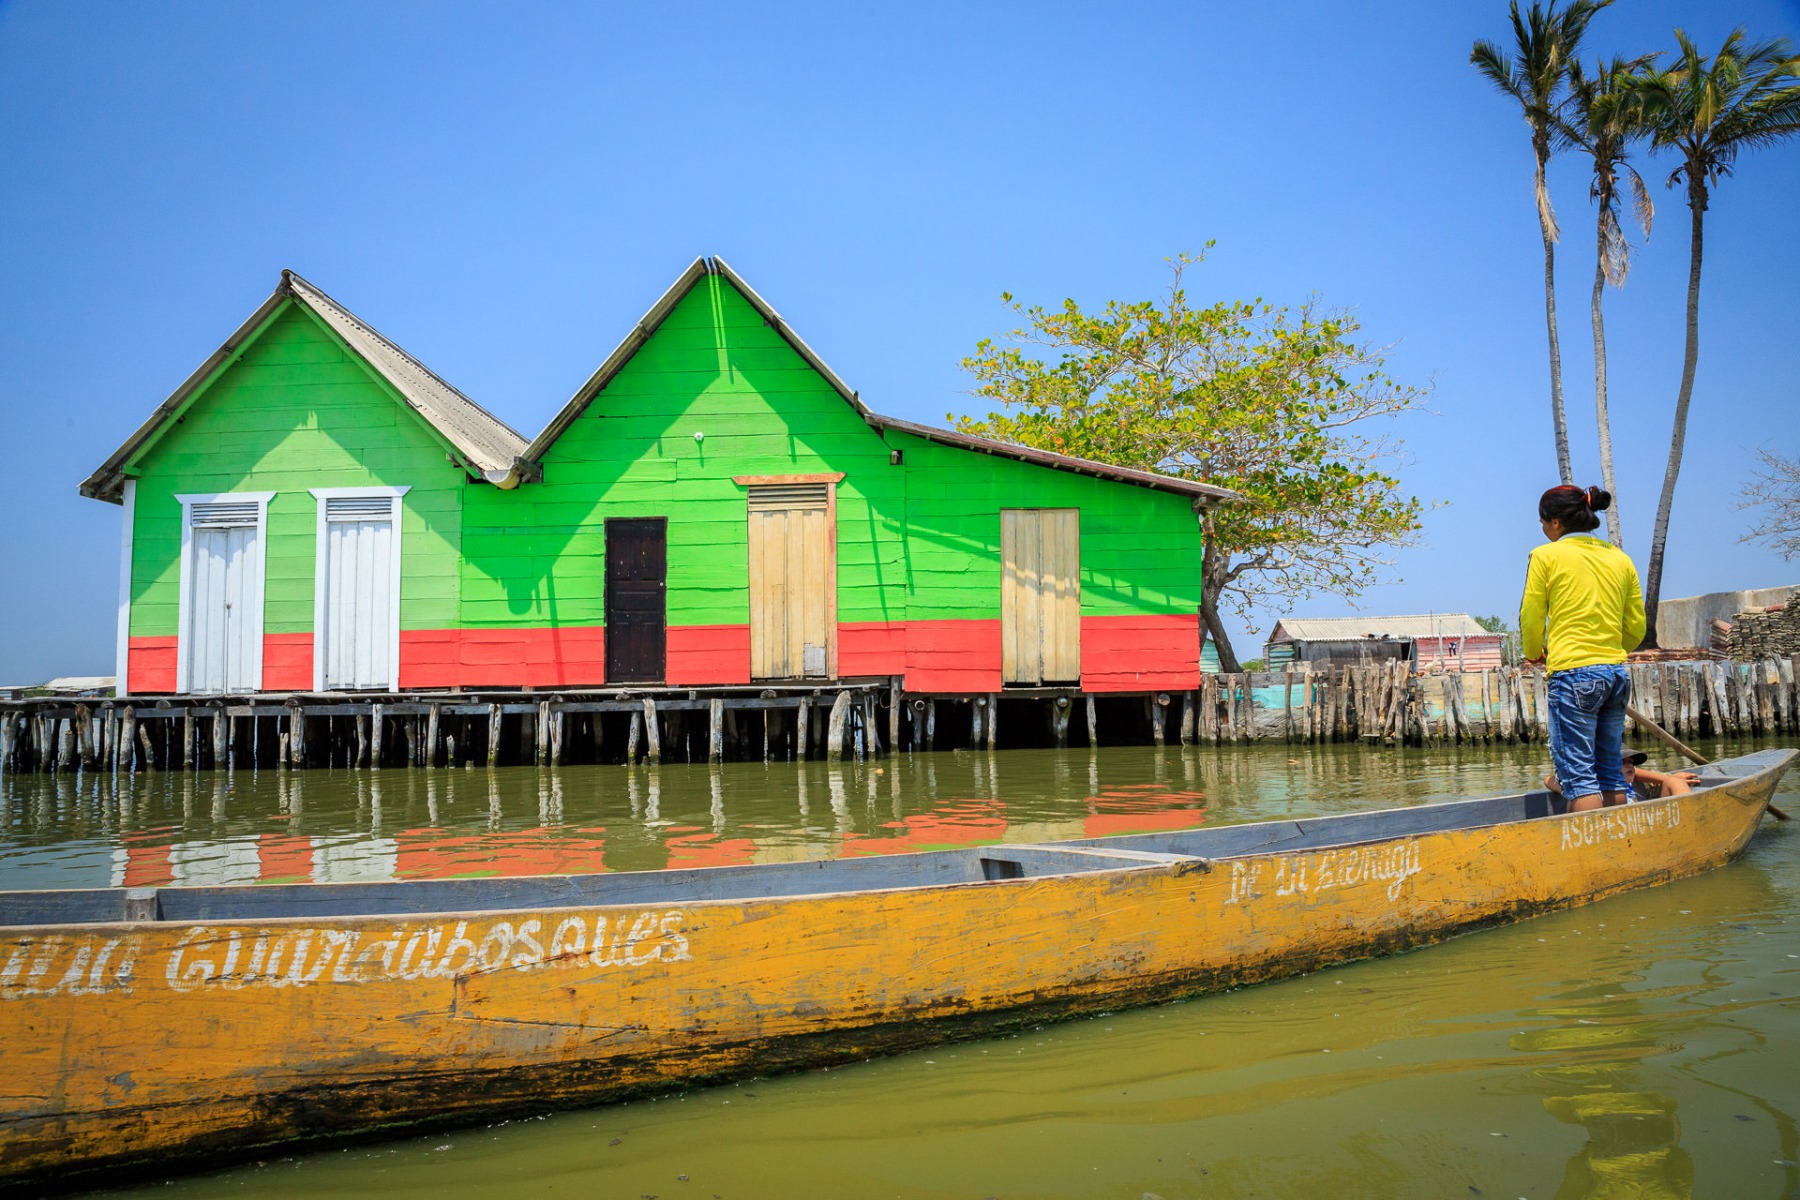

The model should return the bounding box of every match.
[519,257,1239,505]
[81,271,527,502]
[1268,614,1498,642]
[285,273,527,479]
[83,259,1240,508]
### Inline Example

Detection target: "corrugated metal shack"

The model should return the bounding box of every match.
[1264,614,1505,673]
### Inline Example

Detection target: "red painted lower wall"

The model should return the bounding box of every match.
[902,619,1003,693]
[666,625,751,686]
[127,614,1201,694]
[126,636,178,694]
[399,627,607,688]
[1080,613,1202,692]
[263,633,313,691]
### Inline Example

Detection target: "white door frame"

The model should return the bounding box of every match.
[310,486,408,691]
[175,491,274,694]
[114,479,137,696]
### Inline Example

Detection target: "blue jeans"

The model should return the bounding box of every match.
[1547,664,1632,800]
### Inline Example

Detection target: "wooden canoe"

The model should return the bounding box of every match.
[1,747,1791,1189]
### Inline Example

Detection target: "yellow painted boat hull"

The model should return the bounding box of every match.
[1,749,1790,1188]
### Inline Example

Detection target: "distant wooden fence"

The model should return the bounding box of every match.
[1191,657,1800,745]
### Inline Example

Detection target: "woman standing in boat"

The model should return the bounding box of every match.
[1519,486,1647,813]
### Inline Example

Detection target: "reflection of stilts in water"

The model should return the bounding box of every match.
[644,767,662,825]
[550,773,564,827]
[209,776,227,823]
[827,765,849,827]
[1088,751,1100,800]
[368,775,383,832]
[180,773,193,824]
[796,767,810,822]
[1182,747,1196,788]
[627,770,641,821]
[487,772,501,831]
[710,767,724,832]
[425,774,439,826]
[1513,1001,1694,1199]
[288,773,304,828]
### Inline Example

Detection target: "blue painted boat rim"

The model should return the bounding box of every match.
[0,749,1788,931]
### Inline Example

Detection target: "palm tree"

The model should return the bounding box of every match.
[1623,29,1800,646]
[1561,55,1656,546]
[1472,0,1611,487]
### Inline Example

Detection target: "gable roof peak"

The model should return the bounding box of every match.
[80,270,528,502]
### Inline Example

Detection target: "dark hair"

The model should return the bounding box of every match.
[1539,484,1611,532]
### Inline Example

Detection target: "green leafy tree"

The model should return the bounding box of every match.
[1622,29,1800,645]
[1471,0,1611,487]
[956,253,1431,673]
[1561,54,1657,546]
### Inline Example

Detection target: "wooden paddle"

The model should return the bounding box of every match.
[1627,703,1789,821]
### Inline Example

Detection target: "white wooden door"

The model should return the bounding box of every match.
[187,523,259,693]
[1001,508,1080,685]
[322,497,397,690]
[747,483,834,680]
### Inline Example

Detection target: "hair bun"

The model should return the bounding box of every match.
[1585,486,1612,512]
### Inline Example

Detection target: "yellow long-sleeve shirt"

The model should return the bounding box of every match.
[1519,534,1647,673]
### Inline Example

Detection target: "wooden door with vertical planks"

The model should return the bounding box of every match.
[605,518,667,684]
[1002,508,1080,685]
[747,482,834,680]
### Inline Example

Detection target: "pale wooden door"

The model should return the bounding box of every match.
[747,483,834,680]
[185,501,262,694]
[321,496,397,689]
[1001,508,1080,685]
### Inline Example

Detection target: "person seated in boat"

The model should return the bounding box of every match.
[1544,748,1700,802]
[1520,485,1647,813]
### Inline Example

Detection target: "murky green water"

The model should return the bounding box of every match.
[5,740,1797,1199]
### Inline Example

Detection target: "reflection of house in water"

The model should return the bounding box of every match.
[1264,614,1504,673]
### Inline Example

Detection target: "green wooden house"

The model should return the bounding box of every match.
[84,258,1232,698]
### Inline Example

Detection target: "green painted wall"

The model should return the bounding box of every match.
[460,276,908,629]
[126,301,466,639]
[892,429,1204,620]
[121,275,1203,669]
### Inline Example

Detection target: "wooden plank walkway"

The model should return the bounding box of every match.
[1,658,1794,774]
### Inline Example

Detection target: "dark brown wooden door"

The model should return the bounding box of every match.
[605,518,667,684]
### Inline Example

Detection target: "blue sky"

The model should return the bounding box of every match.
[1,0,1796,681]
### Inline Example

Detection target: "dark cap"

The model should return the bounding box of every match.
[1621,747,1649,765]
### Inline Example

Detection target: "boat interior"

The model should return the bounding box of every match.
[0,753,1780,930]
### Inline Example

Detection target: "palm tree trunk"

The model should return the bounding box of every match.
[1641,186,1707,649]
[1591,228,1623,546]
[1537,155,1573,486]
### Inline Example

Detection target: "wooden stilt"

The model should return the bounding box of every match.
[926,698,937,749]
[642,698,661,763]
[137,722,154,772]
[1052,697,1071,748]
[371,704,386,769]
[826,691,851,761]
[425,704,440,768]
[552,705,566,765]
[536,701,552,766]
[1086,694,1098,747]
[486,704,502,768]
[792,698,806,761]
[970,697,984,749]
[888,678,902,753]
[627,711,642,763]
